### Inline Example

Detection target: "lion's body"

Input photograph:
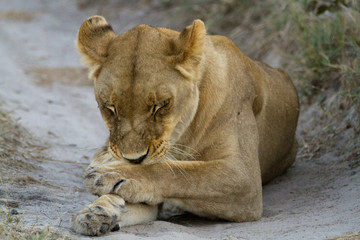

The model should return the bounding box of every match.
[171,34,299,184]
[72,16,299,236]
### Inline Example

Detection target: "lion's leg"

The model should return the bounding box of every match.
[72,194,158,236]
[85,159,263,223]
[262,138,298,184]
[279,138,298,173]
[164,193,262,223]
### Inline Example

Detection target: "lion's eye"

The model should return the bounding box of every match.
[151,100,171,120]
[152,104,160,115]
[106,105,117,115]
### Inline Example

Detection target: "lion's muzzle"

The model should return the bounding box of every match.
[122,148,149,164]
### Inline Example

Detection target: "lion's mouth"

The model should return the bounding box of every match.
[122,148,149,164]
[109,139,169,165]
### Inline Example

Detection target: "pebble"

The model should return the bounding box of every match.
[10,209,19,215]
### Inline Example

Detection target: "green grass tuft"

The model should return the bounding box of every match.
[287,0,360,101]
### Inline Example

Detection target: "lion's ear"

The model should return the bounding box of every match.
[76,15,115,79]
[174,19,206,79]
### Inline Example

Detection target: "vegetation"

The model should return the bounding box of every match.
[188,0,360,130]
[0,109,72,240]
[283,0,360,103]
[203,0,360,102]
[0,209,72,240]
[1,1,359,238]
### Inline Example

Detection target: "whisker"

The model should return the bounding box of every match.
[166,152,177,161]
[164,160,176,177]
[73,145,109,151]
[167,153,190,183]
[169,146,196,161]
[96,149,111,156]
[173,163,190,183]
[171,143,200,156]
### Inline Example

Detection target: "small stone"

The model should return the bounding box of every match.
[10,209,18,215]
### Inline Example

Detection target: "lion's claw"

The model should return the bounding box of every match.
[113,179,126,192]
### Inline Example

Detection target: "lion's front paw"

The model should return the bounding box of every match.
[71,194,125,236]
[83,167,120,196]
[111,178,149,203]
[83,166,100,193]
[112,177,164,205]
[83,166,162,204]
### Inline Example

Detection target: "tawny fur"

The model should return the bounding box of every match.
[72,16,299,236]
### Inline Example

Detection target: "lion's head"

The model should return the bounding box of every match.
[77,16,206,165]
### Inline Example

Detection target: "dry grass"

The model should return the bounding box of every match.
[0,213,74,240]
[187,1,360,117]
[0,108,72,240]
[186,0,360,138]
[280,1,360,104]
[0,108,42,178]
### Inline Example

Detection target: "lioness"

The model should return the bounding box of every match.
[72,16,299,236]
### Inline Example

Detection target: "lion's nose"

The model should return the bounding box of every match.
[122,149,149,164]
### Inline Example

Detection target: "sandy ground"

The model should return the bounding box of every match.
[0,1,359,239]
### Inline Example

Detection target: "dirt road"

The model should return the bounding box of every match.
[0,1,359,239]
